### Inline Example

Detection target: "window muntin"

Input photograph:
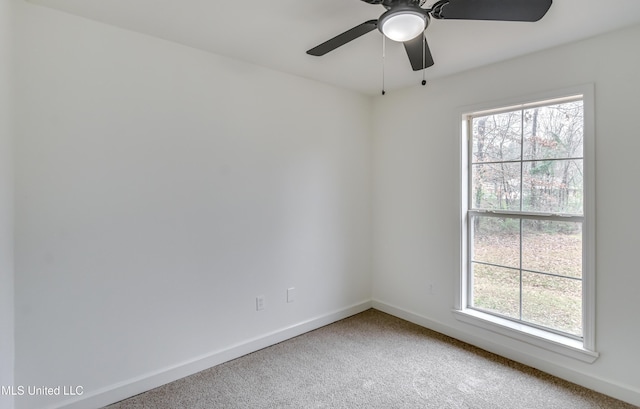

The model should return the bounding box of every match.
[466,97,585,340]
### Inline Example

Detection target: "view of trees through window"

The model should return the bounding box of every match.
[468,98,584,337]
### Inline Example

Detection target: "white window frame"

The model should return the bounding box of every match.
[454,84,598,363]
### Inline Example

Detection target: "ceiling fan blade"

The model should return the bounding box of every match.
[432,0,552,22]
[307,20,378,56]
[404,34,435,71]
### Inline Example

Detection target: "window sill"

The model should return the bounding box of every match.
[453,309,599,363]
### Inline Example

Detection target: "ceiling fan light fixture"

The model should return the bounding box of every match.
[379,9,427,42]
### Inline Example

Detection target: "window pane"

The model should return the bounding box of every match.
[523,101,583,161]
[473,216,520,269]
[522,159,583,214]
[471,263,519,320]
[466,94,589,342]
[472,162,521,211]
[522,271,582,336]
[472,111,522,163]
[522,220,582,278]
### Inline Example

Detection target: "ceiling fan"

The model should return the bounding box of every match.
[307,0,553,72]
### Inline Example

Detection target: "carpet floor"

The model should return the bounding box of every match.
[106,309,637,408]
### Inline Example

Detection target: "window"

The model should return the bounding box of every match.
[456,86,597,362]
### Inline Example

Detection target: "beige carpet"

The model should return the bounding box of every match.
[106,309,637,408]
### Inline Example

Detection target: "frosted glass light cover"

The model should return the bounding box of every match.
[381,13,426,42]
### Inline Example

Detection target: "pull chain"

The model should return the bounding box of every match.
[421,36,427,86]
[382,35,386,96]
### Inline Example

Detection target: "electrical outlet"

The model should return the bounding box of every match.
[287,287,296,303]
[256,295,265,311]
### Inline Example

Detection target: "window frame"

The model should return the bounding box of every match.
[455,84,598,363]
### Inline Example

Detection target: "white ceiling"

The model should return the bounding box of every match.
[26,0,640,95]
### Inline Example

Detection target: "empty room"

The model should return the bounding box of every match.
[1,0,640,408]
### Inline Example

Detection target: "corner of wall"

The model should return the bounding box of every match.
[0,0,16,407]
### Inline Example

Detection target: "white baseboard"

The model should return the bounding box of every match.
[47,300,373,409]
[371,299,640,407]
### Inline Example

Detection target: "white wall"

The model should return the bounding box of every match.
[0,0,15,408]
[14,3,372,409]
[372,24,640,405]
